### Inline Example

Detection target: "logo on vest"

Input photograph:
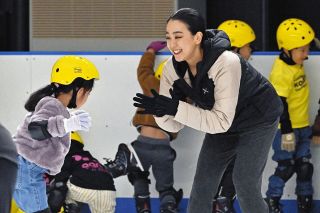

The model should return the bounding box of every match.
[294,75,306,91]
[202,88,209,95]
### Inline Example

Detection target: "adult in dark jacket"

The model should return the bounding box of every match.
[133,8,283,213]
[0,123,18,213]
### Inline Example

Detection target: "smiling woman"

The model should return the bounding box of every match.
[133,8,284,213]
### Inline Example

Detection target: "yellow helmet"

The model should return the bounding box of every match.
[154,59,168,80]
[276,18,314,50]
[71,131,84,144]
[218,20,256,48]
[51,56,100,85]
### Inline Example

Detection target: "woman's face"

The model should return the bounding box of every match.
[290,44,310,65]
[166,19,201,62]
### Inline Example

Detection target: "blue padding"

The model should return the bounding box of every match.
[80,198,320,213]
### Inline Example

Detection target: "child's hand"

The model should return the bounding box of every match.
[146,41,166,52]
[64,110,92,132]
[281,132,295,152]
[312,136,320,145]
[311,114,320,145]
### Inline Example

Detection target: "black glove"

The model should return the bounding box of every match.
[170,81,187,101]
[173,79,210,109]
[133,89,179,117]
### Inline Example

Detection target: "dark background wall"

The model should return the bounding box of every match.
[267,0,320,50]
[207,0,320,51]
[0,0,319,51]
[0,0,29,51]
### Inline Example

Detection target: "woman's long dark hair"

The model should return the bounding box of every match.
[167,8,207,47]
[24,78,94,112]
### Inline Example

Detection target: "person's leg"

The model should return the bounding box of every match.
[0,158,17,213]
[233,119,278,213]
[217,157,236,199]
[128,170,152,213]
[65,182,92,213]
[104,142,144,178]
[213,157,236,213]
[188,133,238,213]
[14,156,48,212]
[129,138,153,213]
[150,142,183,212]
[88,190,116,213]
[266,130,296,212]
[294,127,313,212]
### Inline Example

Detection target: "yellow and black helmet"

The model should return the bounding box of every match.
[276,18,314,50]
[218,20,256,48]
[154,59,168,80]
[51,56,100,85]
[70,131,84,145]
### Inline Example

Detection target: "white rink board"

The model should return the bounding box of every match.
[0,53,319,199]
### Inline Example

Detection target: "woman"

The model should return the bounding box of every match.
[133,8,283,213]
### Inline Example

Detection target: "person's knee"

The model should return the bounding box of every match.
[274,160,295,182]
[128,170,150,196]
[295,158,313,181]
[47,181,68,212]
[127,170,150,185]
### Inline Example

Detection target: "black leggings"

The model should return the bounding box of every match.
[0,158,18,213]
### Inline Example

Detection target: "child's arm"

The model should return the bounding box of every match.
[312,99,320,144]
[279,96,296,152]
[28,99,91,140]
[137,50,160,95]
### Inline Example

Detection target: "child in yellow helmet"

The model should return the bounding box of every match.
[47,131,116,213]
[265,18,315,213]
[13,55,99,213]
[218,20,256,61]
[105,41,183,213]
[210,19,256,213]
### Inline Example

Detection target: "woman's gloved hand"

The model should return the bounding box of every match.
[133,89,178,117]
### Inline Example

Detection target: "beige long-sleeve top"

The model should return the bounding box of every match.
[155,51,242,134]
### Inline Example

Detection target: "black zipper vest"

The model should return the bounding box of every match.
[172,51,283,133]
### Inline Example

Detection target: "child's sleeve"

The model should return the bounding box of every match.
[269,64,293,98]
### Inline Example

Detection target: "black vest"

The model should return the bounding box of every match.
[172,52,283,133]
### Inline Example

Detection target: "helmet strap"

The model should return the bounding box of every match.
[67,87,78,108]
[280,50,296,65]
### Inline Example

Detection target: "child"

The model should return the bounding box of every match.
[211,19,256,213]
[218,19,256,60]
[106,41,183,213]
[48,131,116,213]
[265,18,315,213]
[13,55,99,213]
